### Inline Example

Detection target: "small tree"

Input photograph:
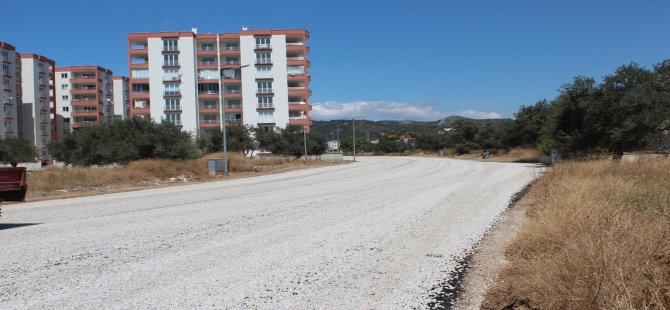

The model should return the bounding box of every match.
[0,137,37,166]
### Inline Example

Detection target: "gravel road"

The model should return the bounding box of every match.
[0,156,538,309]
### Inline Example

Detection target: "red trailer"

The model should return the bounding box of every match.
[0,167,28,202]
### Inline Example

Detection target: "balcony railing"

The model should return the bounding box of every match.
[225,89,241,94]
[162,61,180,67]
[224,74,241,80]
[286,42,304,46]
[199,90,219,95]
[289,101,307,105]
[165,105,181,111]
[200,61,216,66]
[223,46,240,51]
[257,118,275,124]
[287,86,306,90]
[256,73,273,79]
[163,46,179,52]
[132,90,150,94]
[289,115,306,120]
[201,119,219,124]
[255,43,271,49]
[164,90,181,96]
[257,103,274,109]
[225,104,241,109]
[201,104,219,109]
[255,59,272,65]
[199,46,216,51]
[286,57,305,61]
[163,75,181,81]
[224,60,241,65]
[131,59,148,65]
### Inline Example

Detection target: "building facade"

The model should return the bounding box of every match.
[1,42,21,138]
[127,28,311,133]
[20,54,55,159]
[112,76,129,119]
[54,66,114,137]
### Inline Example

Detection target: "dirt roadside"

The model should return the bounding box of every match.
[453,196,532,309]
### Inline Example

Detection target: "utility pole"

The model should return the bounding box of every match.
[353,119,356,162]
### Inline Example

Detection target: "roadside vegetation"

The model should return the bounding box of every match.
[482,159,670,309]
[27,152,329,199]
[334,59,670,159]
[0,137,37,167]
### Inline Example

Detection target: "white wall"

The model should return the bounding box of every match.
[148,37,164,124]
[54,70,72,138]
[113,78,128,119]
[239,35,257,127]
[271,35,288,128]
[179,36,197,134]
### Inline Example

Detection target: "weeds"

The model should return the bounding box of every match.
[482,159,670,309]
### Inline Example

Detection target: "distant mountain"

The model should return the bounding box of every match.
[311,116,510,140]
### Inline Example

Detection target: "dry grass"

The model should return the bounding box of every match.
[505,147,540,163]
[27,152,329,197]
[482,159,670,309]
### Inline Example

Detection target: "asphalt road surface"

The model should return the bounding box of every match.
[0,156,538,309]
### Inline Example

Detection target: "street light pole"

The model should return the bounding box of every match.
[302,111,308,159]
[352,118,356,162]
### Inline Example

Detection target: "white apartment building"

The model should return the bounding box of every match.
[127,28,311,133]
[20,54,55,159]
[112,76,129,119]
[1,42,20,138]
[54,66,114,137]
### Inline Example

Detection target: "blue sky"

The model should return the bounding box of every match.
[2,0,669,121]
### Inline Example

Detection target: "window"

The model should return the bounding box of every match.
[198,69,218,80]
[201,57,215,66]
[163,69,180,81]
[287,65,305,75]
[198,83,219,94]
[258,111,274,123]
[256,67,272,78]
[61,73,68,78]
[2,64,9,75]
[61,84,69,90]
[225,85,240,94]
[163,54,179,66]
[38,62,45,69]
[224,42,239,50]
[165,99,180,110]
[202,114,217,123]
[132,83,150,93]
[201,42,214,51]
[62,95,69,101]
[1,50,8,60]
[131,69,149,79]
[202,100,217,109]
[257,96,273,108]
[64,118,70,123]
[164,83,180,95]
[225,57,239,65]
[255,36,271,49]
[163,39,178,51]
[165,112,181,125]
[257,81,272,93]
[226,100,241,108]
[255,52,271,64]
[62,107,69,112]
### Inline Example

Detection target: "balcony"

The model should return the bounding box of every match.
[162,61,180,68]
[287,73,311,82]
[162,46,179,53]
[256,72,273,79]
[222,60,241,67]
[199,106,219,113]
[255,43,272,50]
[257,118,275,124]
[257,102,274,109]
[198,91,220,99]
[163,76,181,82]
[70,76,97,83]
[256,88,273,95]
[163,90,181,97]
[221,46,240,54]
[255,59,272,65]
[70,88,99,95]
[164,105,182,112]
[71,99,100,106]
[71,111,100,117]
[130,42,148,53]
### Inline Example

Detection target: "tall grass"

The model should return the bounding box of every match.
[482,159,670,309]
[27,152,321,196]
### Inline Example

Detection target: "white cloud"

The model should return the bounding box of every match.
[310,100,503,121]
[455,110,503,119]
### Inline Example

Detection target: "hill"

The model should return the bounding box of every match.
[310,116,510,140]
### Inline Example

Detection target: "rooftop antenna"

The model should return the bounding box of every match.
[191,27,198,34]
[242,25,248,31]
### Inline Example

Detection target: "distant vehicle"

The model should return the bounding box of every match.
[481,149,492,159]
[0,167,28,217]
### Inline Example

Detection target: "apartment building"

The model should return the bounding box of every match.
[20,54,55,159]
[1,42,21,138]
[54,66,114,137]
[127,28,311,133]
[112,76,129,119]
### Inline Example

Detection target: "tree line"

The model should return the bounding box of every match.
[339,60,670,158]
